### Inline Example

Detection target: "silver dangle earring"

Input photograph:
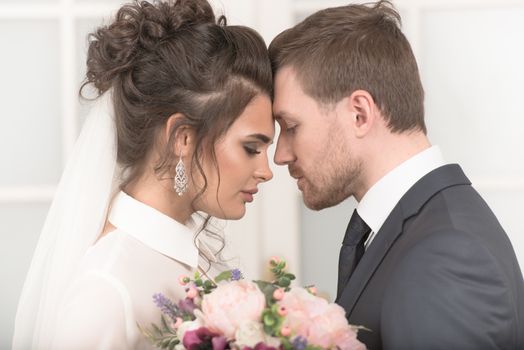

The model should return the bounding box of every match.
[174,157,188,196]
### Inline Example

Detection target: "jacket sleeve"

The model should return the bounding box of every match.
[380,230,519,350]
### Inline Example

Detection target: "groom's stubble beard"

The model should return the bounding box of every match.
[295,127,363,211]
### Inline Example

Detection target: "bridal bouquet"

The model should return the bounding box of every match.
[141,258,365,350]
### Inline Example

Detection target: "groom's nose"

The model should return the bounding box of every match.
[274,133,295,166]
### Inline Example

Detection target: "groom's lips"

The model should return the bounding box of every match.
[296,177,305,191]
[289,167,305,190]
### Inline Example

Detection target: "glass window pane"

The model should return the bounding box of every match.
[75,0,125,2]
[0,0,56,3]
[301,197,357,302]
[420,7,524,178]
[0,202,50,348]
[476,188,524,271]
[0,19,62,186]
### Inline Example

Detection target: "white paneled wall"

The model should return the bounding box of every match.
[1,0,523,347]
[0,2,119,346]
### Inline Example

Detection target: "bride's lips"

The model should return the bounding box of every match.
[241,188,258,202]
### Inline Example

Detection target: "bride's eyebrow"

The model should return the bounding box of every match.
[246,133,272,144]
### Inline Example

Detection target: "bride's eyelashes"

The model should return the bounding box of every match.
[243,144,261,155]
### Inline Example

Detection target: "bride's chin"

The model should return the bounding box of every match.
[225,207,246,221]
[210,204,246,221]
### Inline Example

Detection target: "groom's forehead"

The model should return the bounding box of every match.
[273,68,308,105]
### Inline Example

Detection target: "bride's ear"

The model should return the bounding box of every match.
[164,113,196,158]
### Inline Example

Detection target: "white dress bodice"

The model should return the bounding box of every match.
[51,191,226,349]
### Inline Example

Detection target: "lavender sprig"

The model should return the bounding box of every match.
[231,268,243,281]
[152,293,179,322]
[292,336,308,350]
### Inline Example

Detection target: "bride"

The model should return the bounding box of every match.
[12,0,274,348]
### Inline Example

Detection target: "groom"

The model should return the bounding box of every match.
[269,1,524,349]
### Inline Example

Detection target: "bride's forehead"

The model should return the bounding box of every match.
[227,96,274,130]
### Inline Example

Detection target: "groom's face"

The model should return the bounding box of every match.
[273,67,363,210]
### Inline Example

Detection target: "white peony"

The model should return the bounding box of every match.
[176,317,203,343]
[234,320,281,348]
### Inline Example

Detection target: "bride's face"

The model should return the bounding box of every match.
[192,94,275,219]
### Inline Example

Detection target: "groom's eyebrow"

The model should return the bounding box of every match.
[273,111,295,122]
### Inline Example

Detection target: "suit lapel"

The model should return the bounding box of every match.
[337,164,471,314]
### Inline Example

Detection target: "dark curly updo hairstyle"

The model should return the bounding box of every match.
[81,0,272,268]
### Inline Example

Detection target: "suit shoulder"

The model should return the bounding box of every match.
[380,230,522,348]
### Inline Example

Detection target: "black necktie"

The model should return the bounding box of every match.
[336,209,371,300]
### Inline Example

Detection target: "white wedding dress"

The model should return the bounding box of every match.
[51,191,221,349]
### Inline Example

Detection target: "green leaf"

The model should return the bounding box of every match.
[305,345,324,350]
[284,273,296,280]
[280,337,294,350]
[160,315,170,331]
[263,312,276,327]
[214,270,233,283]
[168,340,179,350]
[254,280,278,304]
[151,323,163,336]
[278,276,291,288]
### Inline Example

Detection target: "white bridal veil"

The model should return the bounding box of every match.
[12,92,120,349]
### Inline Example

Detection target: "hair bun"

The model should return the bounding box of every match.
[83,0,217,95]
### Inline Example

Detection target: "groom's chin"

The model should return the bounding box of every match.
[302,193,328,211]
[303,190,346,211]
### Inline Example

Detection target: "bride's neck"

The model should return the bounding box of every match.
[124,174,194,224]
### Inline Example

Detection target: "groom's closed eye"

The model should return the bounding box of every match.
[276,117,297,135]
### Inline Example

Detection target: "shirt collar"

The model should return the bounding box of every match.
[108,191,199,268]
[357,145,446,234]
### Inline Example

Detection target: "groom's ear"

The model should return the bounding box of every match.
[347,90,376,138]
[165,113,196,157]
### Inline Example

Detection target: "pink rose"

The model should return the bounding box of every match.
[280,288,365,350]
[308,304,365,350]
[279,287,328,336]
[200,280,266,339]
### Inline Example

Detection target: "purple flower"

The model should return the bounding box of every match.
[292,336,307,350]
[253,342,279,350]
[211,335,228,350]
[242,343,279,350]
[231,268,243,281]
[178,297,197,314]
[183,327,226,350]
[152,293,179,322]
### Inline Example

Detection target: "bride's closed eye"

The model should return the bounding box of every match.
[243,143,261,155]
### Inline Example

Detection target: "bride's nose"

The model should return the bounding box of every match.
[255,157,273,182]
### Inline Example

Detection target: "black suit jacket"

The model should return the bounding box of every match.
[337,164,524,349]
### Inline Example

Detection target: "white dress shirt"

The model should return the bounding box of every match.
[51,191,223,349]
[357,146,446,249]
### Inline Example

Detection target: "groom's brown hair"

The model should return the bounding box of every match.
[268,0,426,134]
